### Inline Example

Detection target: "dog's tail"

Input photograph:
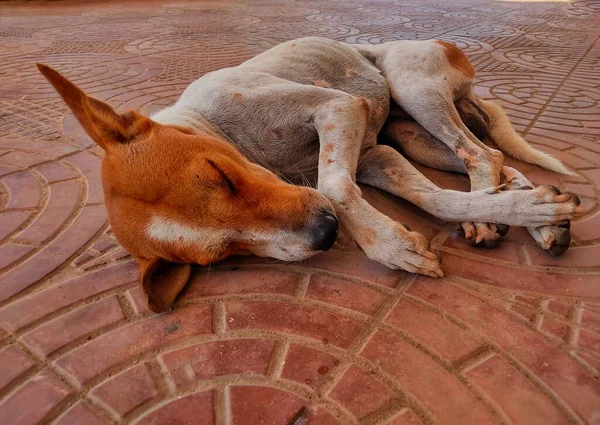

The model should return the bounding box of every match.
[457,97,574,175]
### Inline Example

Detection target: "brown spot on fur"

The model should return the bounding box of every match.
[435,40,475,78]
[233,92,243,100]
[355,96,371,116]
[324,143,334,153]
[360,227,377,246]
[324,124,335,132]
[313,80,330,88]
[456,146,479,171]
[327,159,334,164]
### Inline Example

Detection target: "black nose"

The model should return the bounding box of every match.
[311,211,339,251]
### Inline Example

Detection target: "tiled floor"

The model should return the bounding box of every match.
[0,0,599,424]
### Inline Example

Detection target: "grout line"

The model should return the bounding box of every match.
[214,384,232,425]
[522,33,600,136]
[213,302,227,337]
[266,340,289,378]
[293,273,311,299]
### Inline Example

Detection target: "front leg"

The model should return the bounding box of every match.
[314,96,443,278]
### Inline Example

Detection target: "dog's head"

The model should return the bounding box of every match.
[38,64,338,312]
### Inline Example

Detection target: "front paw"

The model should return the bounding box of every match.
[520,185,583,227]
[363,224,444,278]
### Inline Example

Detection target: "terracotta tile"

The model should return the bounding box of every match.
[0,345,35,390]
[304,249,410,288]
[386,299,482,363]
[306,274,386,315]
[2,171,42,209]
[465,355,569,425]
[0,2,599,425]
[361,329,495,425]
[182,268,298,299]
[21,296,125,356]
[54,402,109,425]
[0,205,108,302]
[540,316,569,341]
[54,304,212,384]
[441,252,600,298]
[330,365,396,419]
[63,152,104,204]
[387,409,424,425]
[0,243,34,269]
[0,370,70,425]
[0,261,137,331]
[161,339,275,386]
[91,363,158,417]
[408,279,600,422]
[17,180,81,243]
[281,344,340,389]
[226,301,364,348]
[35,161,77,183]
[230,386,303,425]
[137,391,214,425]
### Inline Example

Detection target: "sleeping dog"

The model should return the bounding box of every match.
[38,37,583,312]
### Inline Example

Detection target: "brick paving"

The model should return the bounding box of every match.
[0,0,599,424]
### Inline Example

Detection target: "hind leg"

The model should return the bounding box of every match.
[383,119,577,255]
[501,167,574,256]
[383,119,507,247]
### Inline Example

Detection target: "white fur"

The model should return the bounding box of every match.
[478,99,574,175]
[147,216,226,248]
[147,216,315,262]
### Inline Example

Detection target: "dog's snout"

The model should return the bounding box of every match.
[311,211,339,251]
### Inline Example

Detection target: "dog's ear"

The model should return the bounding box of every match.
[37,63,151,151]
[139,258,192,313]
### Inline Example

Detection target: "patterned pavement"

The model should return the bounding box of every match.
[0,0,599,424]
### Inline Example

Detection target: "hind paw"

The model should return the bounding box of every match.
[459,222,510,248]
[528,222,571,257]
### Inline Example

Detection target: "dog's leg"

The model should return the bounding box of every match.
[313,96,443,277]
[356,144,580,227]
[382,119,577,255]
[501,167,573,256]
[388,85,509,246]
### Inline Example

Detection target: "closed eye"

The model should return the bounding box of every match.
[206,159,237,195]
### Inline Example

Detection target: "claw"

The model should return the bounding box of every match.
[558,221,570,229]
[496,224,510,237]
[548,228,571,257]
[485,184,507,194]
[424,251,438,261]
[553,193,571,202]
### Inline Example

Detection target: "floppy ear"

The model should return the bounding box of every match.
[36,63,150,151]
[139,258,192,313]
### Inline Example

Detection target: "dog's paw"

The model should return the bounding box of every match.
[508,185,584,227]
[528,222,571,257]
[364,224,444,278]
[459,222,509,248]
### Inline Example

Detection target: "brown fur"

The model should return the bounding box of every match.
[37,63,334,313]
[435,40,475,78]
